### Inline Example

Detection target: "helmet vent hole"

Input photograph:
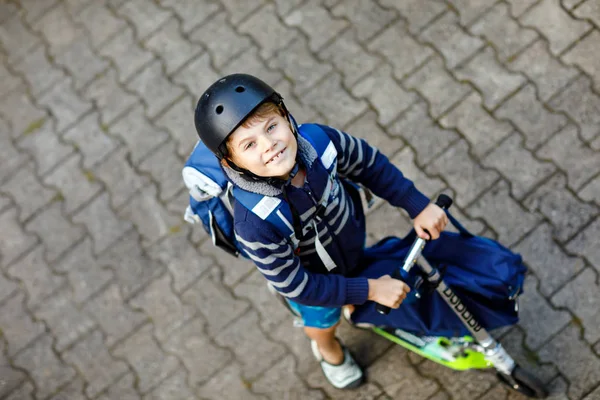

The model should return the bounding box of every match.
[215,105,224,114]
[235,86,245,93]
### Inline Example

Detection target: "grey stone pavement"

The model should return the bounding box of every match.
[1,0,600,399]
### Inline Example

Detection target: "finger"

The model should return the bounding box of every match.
[415,226,430,240]
[429,226,440,240]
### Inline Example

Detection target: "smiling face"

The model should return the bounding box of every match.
[225,104,297,179]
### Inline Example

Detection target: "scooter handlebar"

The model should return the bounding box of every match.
[375,194,453,315]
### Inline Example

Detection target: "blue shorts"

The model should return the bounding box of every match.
[286,299,341,329]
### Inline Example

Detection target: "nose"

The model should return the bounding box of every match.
[259,133,276,152]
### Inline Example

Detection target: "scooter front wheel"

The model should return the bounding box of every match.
[496,365,548,398]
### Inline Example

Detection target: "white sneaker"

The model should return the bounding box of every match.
[310,339,364,389]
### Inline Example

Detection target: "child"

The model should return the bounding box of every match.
[194,74,448,389]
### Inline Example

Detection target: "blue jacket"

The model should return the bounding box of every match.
[224,124,430,307]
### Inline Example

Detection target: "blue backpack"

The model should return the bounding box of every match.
[182,124,350,258]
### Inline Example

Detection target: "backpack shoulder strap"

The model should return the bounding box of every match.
[232,187,299,247]
[298,124,337,172]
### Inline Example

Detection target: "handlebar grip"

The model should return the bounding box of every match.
[375,194,453,315]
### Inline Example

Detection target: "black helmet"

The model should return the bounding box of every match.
[194,73,284,159]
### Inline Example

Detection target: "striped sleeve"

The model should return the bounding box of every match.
[317,124,431,219]
[234,219,369,307]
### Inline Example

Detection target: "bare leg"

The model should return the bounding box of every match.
[304,322,344,365]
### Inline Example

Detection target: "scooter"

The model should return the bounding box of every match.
[275,194,549,398]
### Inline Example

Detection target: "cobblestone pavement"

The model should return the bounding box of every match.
[1,0,600,399]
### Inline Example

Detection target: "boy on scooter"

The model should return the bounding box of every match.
[194,74,448,389]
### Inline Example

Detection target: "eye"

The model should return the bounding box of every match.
[267,123,277,133]
[244,141,255,150]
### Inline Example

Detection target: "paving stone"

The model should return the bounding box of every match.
[0,60,21,99]
[302,72,368,128]
[568,216,600,273]
[552,268,600,344]
[0,16,42,65]
[331,0,396,44]
[182,267,250,337]
[404,55,471,118]
[0,335,25,398]
[13,334,75,398]
[95,148,149,209]
[137,141,184,202]
[455,46,527,109]
[583,383,600,400]
[580,174,600,206]
[96,373,141,400]
[63,329,129,398]
[388,102,461,166]
[113,324,180,394]
[72,193,132,255]
[2,164,56,223]
[31,3,80,55]
[538,324,600,398]
[366,201,413,245]
[497,85,567,150]
[318,30,380,88]
[37,78,93,133]
[273,0,304,16]
[470,2,539,61]
[16,119,74,177]
[220,0,265,24]
[157,0,221,33]
[0,271,17,305]
[549,75,600,141]
[506,0,541,17]
[351,64,417,126]
[154,96,197,159]
[537,124,600,190]
[73,2,127,49]
[283,0,347,52]
[469,180,540,245]
[368,20,434,79]
[268,37,333,96]
[172,52,220,97]
[126,60,184,119]
[335,318,395,368]
[562,30,600,93]
[53,238,113,304]
[197,240,256,288]
[0,125,29,183]
[99,27,154,83]
[573,0,600,28]
[345,110,404,157]
[383,0,448,34]
[254,355,327,400]
[483,132,556,199]
[54,37,110,91]
[83,283,147,347]
[163,317,231,387]
[419,11,485,68]
[83,69,139,126]
[116,0,172,40]
[0,292,44,357]
[524,173,598,242]
[274,79,320,124]
[14,45,66,97]
[7,244,65,308]
[391,148,447,198]
[3,381,34,400]
[368,346,439,399]
[233,270,291,331]
[222,47,284,87]
[130,274,194,341]
[0,208,38,268]
[192,12,252,68]
[521,0,592,55]
[518,275,571,349]
[147,230,212,294]
[508,39,579,102]
[0,1,18,24]
[197,361,267,400]
[143,18,203,76]
[0,87,47,139]
[562,0,585,8]
[98,229,164,299]
[143,369,198,400]
[48,377,86,400]
[43,154,103,216]
[447,0,498,26]
[515,222,586,296]
[439,92,513,157]
[109,106,169,166]
[214,310,286,380]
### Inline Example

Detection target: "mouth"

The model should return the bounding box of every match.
[266,148,286,165]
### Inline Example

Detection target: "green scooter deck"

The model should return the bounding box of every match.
[372,327,493,371]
